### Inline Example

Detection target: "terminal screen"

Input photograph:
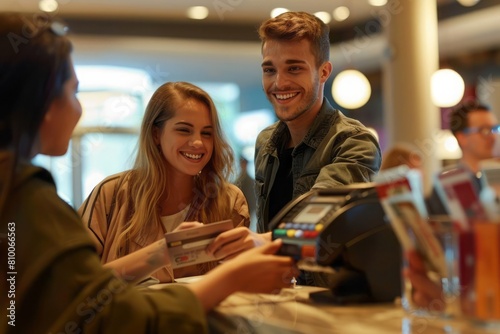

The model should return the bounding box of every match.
[293,204,333,224]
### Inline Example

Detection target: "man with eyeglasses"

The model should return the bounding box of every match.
[413,102,500,311]
[449,101,499,187]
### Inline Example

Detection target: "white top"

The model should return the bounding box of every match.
[160,205,191,232]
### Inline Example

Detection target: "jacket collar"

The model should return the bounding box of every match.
[302,98,338,149]
[266,98,339,153]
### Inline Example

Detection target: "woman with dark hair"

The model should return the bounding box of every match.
[0,13,296,334]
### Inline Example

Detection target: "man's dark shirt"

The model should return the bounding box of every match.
[268,147,294,224]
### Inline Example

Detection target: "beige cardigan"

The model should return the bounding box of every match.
[78,171,250,283]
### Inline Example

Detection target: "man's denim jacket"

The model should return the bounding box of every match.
[254,98,381,234]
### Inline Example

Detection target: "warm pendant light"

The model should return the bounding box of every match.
[332,69,371,109]
[457,0,480,7]
[430,69,465,107]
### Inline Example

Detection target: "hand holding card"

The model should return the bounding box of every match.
[164,220,233,269]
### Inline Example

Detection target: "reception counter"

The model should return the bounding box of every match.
[207,286,500,334]
[149,278,499,333]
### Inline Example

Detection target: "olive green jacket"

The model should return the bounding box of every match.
[0,153,207,334]
[254,98,381,233]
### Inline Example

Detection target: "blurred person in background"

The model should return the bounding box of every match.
[380,142,423,172]
[449,101,498,189]
[235,156,257,231]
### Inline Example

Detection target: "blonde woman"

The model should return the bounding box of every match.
[79,82,250,283]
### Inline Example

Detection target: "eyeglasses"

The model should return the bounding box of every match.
[462,125,500,136]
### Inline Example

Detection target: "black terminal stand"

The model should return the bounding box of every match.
[270,184,402,304]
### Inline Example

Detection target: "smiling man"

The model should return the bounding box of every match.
[254,12,381,285]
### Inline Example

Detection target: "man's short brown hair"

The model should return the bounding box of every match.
[258,11,330,67]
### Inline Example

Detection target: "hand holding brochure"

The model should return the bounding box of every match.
[164,220,233,269]
[375,166,447,277]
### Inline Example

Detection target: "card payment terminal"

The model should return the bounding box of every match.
[270,183,401,303]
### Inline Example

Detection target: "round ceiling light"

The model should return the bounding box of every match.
[331,70,371,109]
[430,69,465,107]
[333,6,350,22]
[368,0,388,6]
[456,0,480,7]
[187,6,209,20]
[314,11,331,24]
[39,0,58,12]
[270,8,289,18]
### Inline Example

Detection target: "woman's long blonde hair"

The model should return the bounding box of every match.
[115,82,235,255]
